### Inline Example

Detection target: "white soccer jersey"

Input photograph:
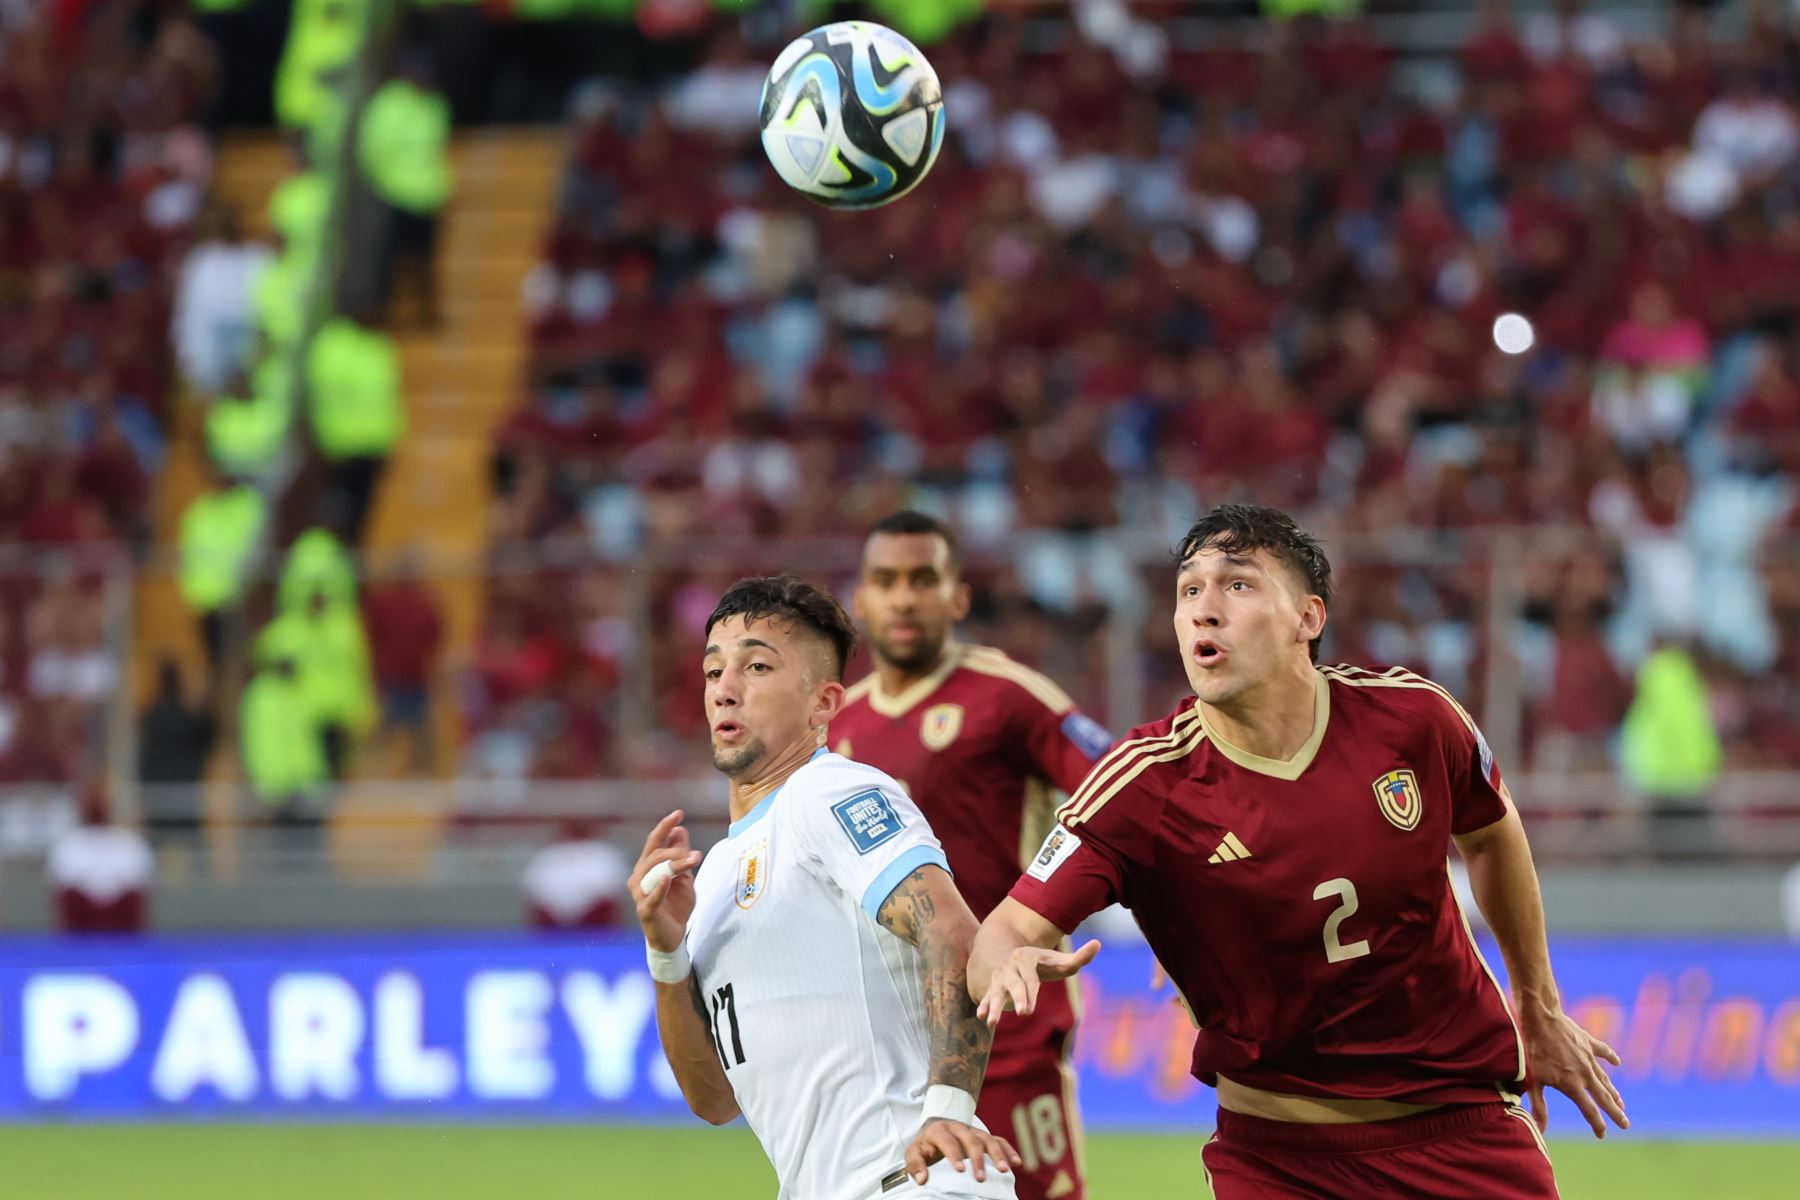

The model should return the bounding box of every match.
[685,749,1016,1200]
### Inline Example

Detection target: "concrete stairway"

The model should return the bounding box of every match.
[359,128,562,776]
[134,129,563,880]
[330,129,561,878]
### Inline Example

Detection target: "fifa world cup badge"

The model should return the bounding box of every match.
[1372,769,1424,832]
[920,703,963,752]
[735,840,769,910]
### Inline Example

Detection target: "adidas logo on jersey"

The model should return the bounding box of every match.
[1207,832,1253,864]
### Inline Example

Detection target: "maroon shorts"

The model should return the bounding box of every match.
[1201,1102,1559,1200]
[978,985,1084,1200]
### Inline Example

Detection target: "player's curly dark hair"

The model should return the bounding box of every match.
[705,575,857,681]
[1177,504,1333,662]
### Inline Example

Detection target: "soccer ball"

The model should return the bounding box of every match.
[758,21,945,210]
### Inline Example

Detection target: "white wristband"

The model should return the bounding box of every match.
[921,1084,977,1127]
[646,941,691,984]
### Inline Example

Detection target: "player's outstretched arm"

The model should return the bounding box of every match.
[968,897,1100,1027]
[875,865,1023,1186]
[1456,810,1628,1139]
[632,810,738,1126]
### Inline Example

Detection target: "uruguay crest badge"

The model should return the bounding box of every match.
[735,839,769,909]
[920,703,964,752]
[1372,769,1423,832]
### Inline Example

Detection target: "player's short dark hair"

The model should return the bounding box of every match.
[866,510,960,574]
[1177,504,1333,662]
[705,575,857,681]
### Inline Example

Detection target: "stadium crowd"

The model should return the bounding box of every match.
[6,0,1795,847]
[0,1,215,787]
[477,4,1800,788]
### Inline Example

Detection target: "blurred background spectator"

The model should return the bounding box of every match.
[47,788,152,933]
[3,0,1799,922]
[521,818,629,930]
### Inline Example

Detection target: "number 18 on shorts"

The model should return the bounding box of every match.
[984,1073,1082,1200]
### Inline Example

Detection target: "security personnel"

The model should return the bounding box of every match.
[1622,644,1724,859]
[178,481,268,686]
[307,310,404,543]
[206,358,294,482]
[252,248,310,352]
[359,52,452,326]
[274,0,366,135]
[267,162,331,269]
[241,644,331,826]
[257,590,377,781]
[277,525,359,615]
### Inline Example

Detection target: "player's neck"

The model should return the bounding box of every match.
[1200,661,1320,762]
[727,735,824,823]
[872,640,955,697]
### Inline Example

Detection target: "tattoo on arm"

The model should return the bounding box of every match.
[877,867,991,1100]
[876,868,937,944]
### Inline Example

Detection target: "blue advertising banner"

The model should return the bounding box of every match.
[0,934,1794,1133]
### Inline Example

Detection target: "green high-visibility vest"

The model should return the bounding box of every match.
[178,486,267,613]
[278,527,359,614]
[253,251,311,350]
[358,80,453,214]
[511,0,584,17]
[268,170,331,258]
[869,0,981,42]
[1262,0,1363,18]
[241,666,331,802]
[207,359,294,478]
[257,608,378,735]
[1620,647,1723,799]
[274,0,367,129]
[308,318,405,459]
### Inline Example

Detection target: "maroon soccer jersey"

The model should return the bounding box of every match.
[832,643,1113,921]
[1011,664,1528,1107]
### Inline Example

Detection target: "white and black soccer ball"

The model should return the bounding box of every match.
[758,21,945,210]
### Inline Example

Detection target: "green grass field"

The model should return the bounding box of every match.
[4,1126,1796,1199]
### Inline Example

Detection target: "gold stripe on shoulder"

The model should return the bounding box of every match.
[1320,666,1477,733]
[856,645,966,718]
[844,674,878,704]
[1062,724,1208,828]
[960,646,1075,713]
[1055,707,1202,825]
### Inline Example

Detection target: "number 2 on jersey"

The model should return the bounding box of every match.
[1312,877,1371,963]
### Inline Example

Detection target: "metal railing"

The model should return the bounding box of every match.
[0,523,1775,881]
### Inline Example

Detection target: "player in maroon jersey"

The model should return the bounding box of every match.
[969,504,1627,1199]
[834,511,1113,1200]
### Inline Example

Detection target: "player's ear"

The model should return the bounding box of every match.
[850,580,869,624]
[1298,595,1327,648]
[950,580,971,622]
[811,679,847,731]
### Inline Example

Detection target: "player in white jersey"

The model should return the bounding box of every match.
[632,575,1021,1200]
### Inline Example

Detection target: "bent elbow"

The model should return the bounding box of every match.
[691,1095,740,1125]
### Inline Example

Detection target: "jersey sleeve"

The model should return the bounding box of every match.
[1014,692,1114,795]
[1007,818,1128,935]
[789,756,952,923]
[1436,695,1513,835]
